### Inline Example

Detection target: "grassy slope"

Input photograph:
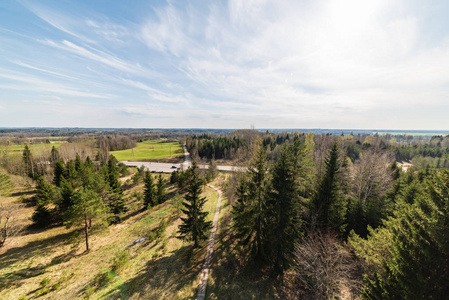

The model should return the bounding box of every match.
[110,140,183,161]
[0,174,219,300]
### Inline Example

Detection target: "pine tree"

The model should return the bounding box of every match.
[32,176,55,227]
[106,155,125,222]
[75,153,83,172]
[58,177,74,216]
[50,146,60,163]
[156,174,167,204]
[178,161,212,248]
[143,171,156,208]
[65,187,108,252]
[84,156,95,171]
[363,169,449,299]
[53,160,66,187]
[310,142,346,232]
[22,145,35,179]
[66,160,78,184]
[232,146,268,260]
[265,140,309,275]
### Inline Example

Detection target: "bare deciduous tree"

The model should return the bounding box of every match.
[0,201,22,248]
[352,149,393,205]
[293,231,359,299]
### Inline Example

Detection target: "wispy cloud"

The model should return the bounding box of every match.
[1,0,448,128]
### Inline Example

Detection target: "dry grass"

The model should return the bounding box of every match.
[0,175,221,300]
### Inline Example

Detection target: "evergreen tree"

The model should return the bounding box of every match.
[32,176,55,227]
[170,169,179,184]
[205,159,219,182]
[143,171,156,208]
[75,153,83,172]
[65,187,108,252]
[58,177,74,216]
[232,146,268,260]
[265,140,309,275]
[53,160,66,187]
[156,174,167,204]
[106,155,126,222]
[22,145,35,179]
[66,161,78,184]
[363,169,449,299]
[178,161,212,248]
[84,156,95,172]
[50,146,60,163]
[310,142,346,232]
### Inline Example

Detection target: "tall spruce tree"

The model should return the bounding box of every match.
[53,160,66,187]
[106,155,126,222]
[266,139,309,275]
[310,142,346,232]
[32,176,55,227]
[50,146,60,163]
[178,161,212,248]
[232,146,268,260]
[22,145,35,179]
[156,174,167,204]
[363,169,449,299]
[143,171,156,208]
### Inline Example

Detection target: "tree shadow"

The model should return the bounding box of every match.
[204,224,278,299]
[0,229,76,271]
[120,207,146,223]
[99,244,204,300]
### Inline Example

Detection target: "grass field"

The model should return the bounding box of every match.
[0,143,63,153]
[0,176,221,300]
[110,140,184,161]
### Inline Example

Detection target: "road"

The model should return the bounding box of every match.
[120,145,246,173]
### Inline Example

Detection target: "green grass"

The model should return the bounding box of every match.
[110,139,183,161]
[0,143,63,153]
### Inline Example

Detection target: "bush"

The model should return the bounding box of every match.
[92,270,115,289]
[83,285,95,299]
[40,278,50,288]
[111,251,130,274]
[171,193,184,217]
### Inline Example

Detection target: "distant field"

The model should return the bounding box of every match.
[374,131,449,136]
[0,142,63,153]
[110,139,183,161]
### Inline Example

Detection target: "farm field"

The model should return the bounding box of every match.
[0,143,64,153]
[110,139,184,161]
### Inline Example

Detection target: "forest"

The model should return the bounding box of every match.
[0,128,448,299]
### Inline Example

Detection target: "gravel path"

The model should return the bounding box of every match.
[196,184,222,300]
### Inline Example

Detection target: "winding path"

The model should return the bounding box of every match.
[196,184,222,300]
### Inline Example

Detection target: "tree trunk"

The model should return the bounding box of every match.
[84,216,89,252]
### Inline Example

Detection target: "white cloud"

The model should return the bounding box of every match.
[138,0,449,128]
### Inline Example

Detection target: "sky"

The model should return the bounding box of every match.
[1,0,449,129]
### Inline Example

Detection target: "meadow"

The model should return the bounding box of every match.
[0,174,220,300]
[110,140,184,161]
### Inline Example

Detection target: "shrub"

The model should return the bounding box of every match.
[111,251,130,274]
[40,278,50,288]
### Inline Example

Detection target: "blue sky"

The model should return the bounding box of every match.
[1,0,449,129]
